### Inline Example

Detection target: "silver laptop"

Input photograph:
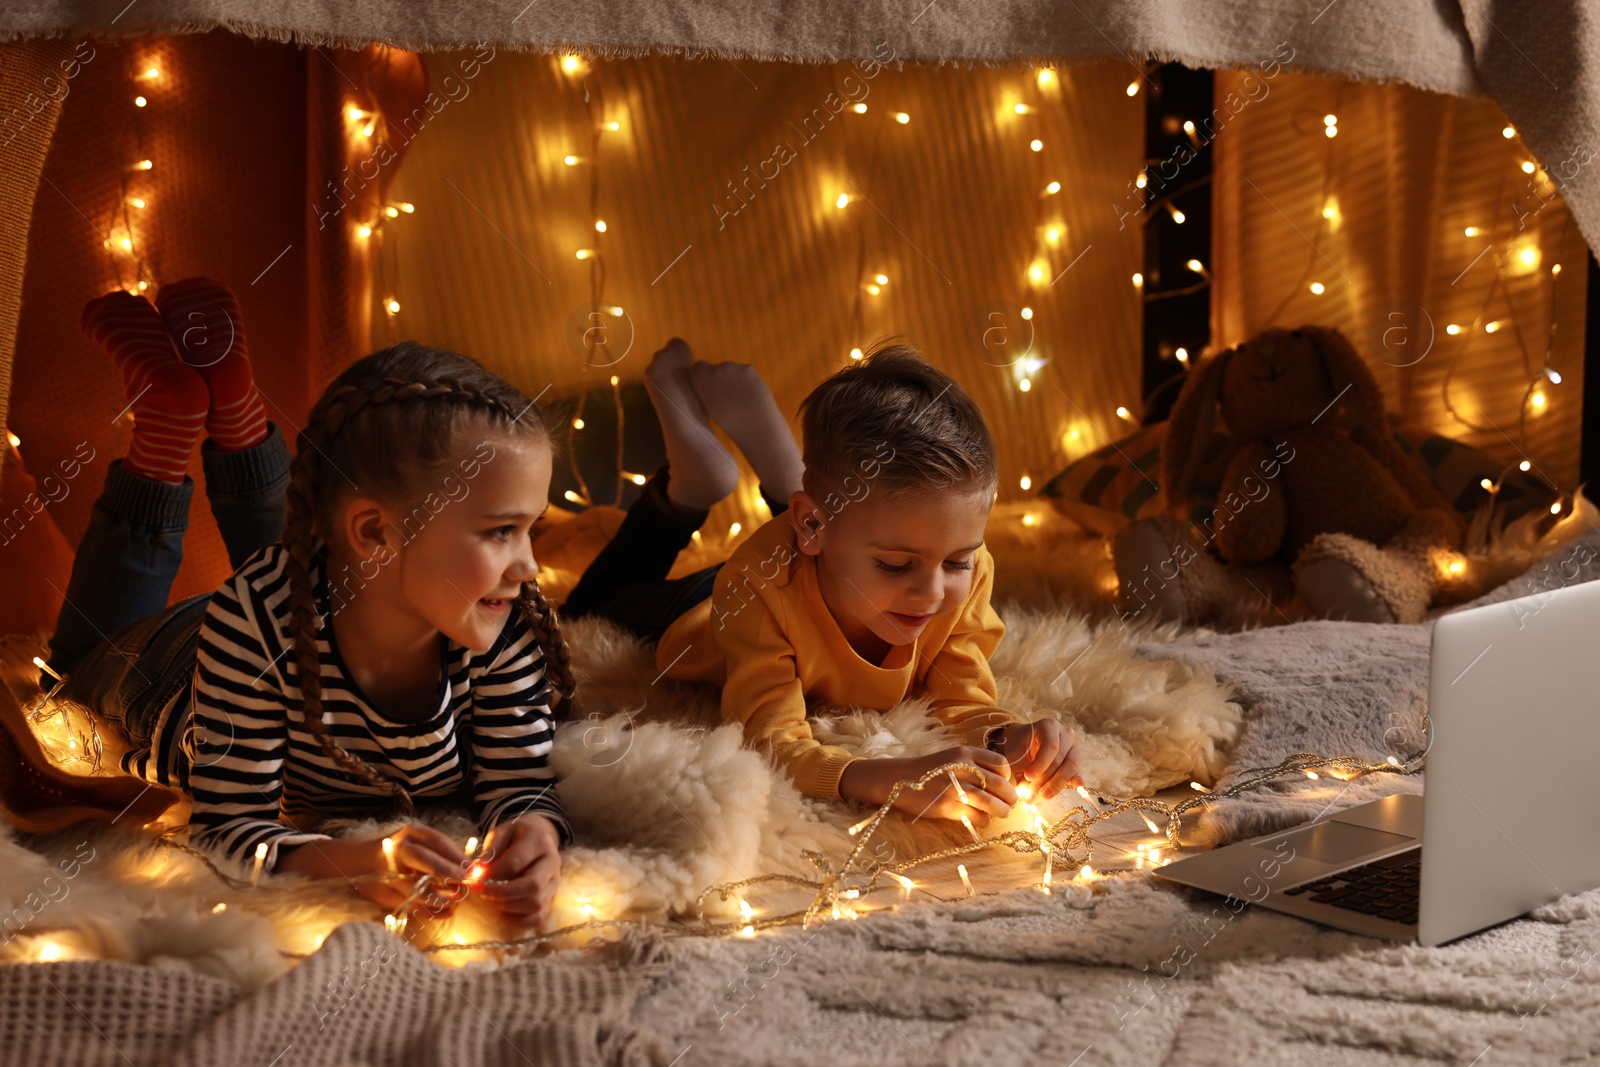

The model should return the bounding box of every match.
[1155,570,1600,946]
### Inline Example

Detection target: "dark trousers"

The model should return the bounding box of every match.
[43,425,291,748]
[563,468,788,643]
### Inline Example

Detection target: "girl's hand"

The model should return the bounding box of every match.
[363,823,469,921]
[990,719,1083,800]
[473,813,563,932]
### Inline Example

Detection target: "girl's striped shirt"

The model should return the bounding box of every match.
[124,539,570,869]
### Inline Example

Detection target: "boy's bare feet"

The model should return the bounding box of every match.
[643,339,739,510]
[690,361,805,501]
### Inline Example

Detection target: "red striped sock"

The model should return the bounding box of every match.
[154,277,269,452]
[82,291,209,485]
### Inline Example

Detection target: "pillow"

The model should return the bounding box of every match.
[1040,415,1557,536]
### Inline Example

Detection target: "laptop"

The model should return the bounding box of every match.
[1154,569,1600,947]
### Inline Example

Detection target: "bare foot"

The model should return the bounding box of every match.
[689,361,805,501]
[643,339,739,510]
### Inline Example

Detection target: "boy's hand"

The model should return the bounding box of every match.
[841,748,1018,827]
[473,813,564,932]
[990,719,1083,799]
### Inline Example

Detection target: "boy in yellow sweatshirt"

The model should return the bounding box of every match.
[564,339,1082,825]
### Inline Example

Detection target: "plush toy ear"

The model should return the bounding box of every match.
[1306,325,1387,437]
[1161,347,1233,514]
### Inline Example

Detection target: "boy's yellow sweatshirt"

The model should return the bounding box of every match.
[654,514,1027,799]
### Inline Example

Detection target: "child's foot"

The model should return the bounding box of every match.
[643,339,739,510]
[690,361,805,500]
[153,277,269,451]
[82,290,209,485]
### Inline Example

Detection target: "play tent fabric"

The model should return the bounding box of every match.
[1,0,1594,254]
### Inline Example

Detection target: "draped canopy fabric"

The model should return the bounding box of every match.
[4,1,1596,255]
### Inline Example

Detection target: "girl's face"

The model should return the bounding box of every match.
[339,431,553,653]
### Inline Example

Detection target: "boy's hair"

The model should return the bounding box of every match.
[281,341,573,816]
[798,341,997,498]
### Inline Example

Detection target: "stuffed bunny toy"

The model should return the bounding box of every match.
[1113,325,1465,625]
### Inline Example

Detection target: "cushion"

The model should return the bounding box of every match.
[1040,415,1558,536]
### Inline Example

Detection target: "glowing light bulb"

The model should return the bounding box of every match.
[1324,113,1337,127]
[361,120,375,138]
[564,154,580,166]
[1521,161,1537,174]
[850,347,863,360]
[1464,226,1480,237]
[1309,281,1325,294]
[572,417,585,429]
[1020,306,1033,320]
[1481,478,1494,490]
[1305,770,1319,780]
[1116,406,1132,420]
[134,95,147,107]
[1029,138,1043,152]
[960,814,980,841]
[1520,460,1532,471]
[608,306,624,317]
[1125,81,1139,96]
[852,102,867,113]
[835,193,850,209]
[1169,207,1186,224]
[1446,324,1461,335]
[37,941,63,962]
[346,105,364,121]
[7,432,20,448]
[384,298,400,315]
[740,925,755,937]
[631,473,647,486]
[594,220,607,233]
[958,864,974,895]
[1324,125,1338,138]
[729,522,742,537]
[1175,347,1189,363]
[1182,120,1196,135]
[1387,755,1401,766]
[143,66,159,79]
[1190,781,1209,792]
[1037,69,1056,89]
[874,273,888,285]
[1022,512,1037,526]
[119,237,132,251]
[1019,378,1032,392]
[1551,499,1562,515]
[848,815,873,836]
[384,205,400,218]
[1046,226,1061,245]
[1045,180,1061,194]
[606,120,620,132]
[564,490,582,503]
[575,248,595,259]
[399,202,414,213]
[894,111,910,124]
[1186,258,1204,273]
[1132,272,1143,287]
[211,902,227,914]
[129,197,145,208]
[1552,263,1563,275]
[561,54,583,73]
[1014,103,1030,114]
[1546,367,1562,384]
[136,158,153,170]
[136,280,148,292]
[356,224,372,238]
[1519,246,1538,267]
[1503,125,1516,139]
[1079,865,1093,879]
[866,284,881,295]
[1448,558,1465,574]
[1322,201,1339,220]
[1485,320,1501,333]
[1531,391,1546,409]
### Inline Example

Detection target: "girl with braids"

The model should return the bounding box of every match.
[18,279,573,931]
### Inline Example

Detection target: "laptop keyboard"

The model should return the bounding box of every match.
[1281,847,1421,925]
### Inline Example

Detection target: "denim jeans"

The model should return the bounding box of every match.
[563,467,787,644]
[43,424,291,749]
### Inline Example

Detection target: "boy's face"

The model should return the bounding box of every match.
[790,480,993,658]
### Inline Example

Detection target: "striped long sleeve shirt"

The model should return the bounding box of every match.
[124,541,570,870]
